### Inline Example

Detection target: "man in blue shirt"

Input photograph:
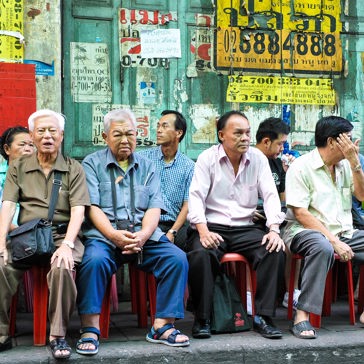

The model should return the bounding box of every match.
[76,108,189,355]
[138,110,194,250]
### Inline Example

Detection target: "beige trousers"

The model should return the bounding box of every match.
[0,235,83,338]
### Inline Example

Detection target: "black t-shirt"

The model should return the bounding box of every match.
[269,158,286,194]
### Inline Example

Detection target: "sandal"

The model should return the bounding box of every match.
[76,327,100,355]
[0,336,12,352]
[49,338,72,360]
[290,320,317,339]
[146,323,190,347]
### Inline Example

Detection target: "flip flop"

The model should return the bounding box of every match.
[290,320,317,339]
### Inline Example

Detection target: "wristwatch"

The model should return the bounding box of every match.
[269,226,280,235]
[62,240,75,249]
[168,229,178,237]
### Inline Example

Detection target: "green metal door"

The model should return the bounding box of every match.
[62,0,226,160]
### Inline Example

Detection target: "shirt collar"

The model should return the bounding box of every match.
[24,152,69,173]
[312,147,345,172]
[217,144,250,166]
[157,145,180,164]
[105,148,139,172]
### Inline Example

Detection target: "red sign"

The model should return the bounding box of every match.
[0,63,36,135]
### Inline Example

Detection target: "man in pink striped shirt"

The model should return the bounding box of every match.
[187,111,286,339]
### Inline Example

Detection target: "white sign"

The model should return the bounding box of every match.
[140,29,181,58]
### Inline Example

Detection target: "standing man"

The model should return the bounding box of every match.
[187,110,286,339]
[255,118,300,309]
[0,110,90,359]
[138,110,194,249]
[283,116,364,339]
[76,108,189,356]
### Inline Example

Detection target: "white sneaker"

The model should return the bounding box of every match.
[282,289,301,309]
[246,291,252,315]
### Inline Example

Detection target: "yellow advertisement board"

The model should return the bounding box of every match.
[216,0,342,75]
[226,75,336,105]
[0,0,24,62]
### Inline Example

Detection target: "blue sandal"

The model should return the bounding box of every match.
[76,327,100,355]
[146,323,190,347]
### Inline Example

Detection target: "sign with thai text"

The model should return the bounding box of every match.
[0,0,24,62]
[215,0,342,75]
[226,75,336,105]
[119,8,177,68]
[70,42,112,103]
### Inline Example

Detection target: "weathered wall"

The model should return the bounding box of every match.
[23,0,61,112]
[17,0,364,154]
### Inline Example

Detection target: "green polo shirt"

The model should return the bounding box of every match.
[3,153,90,225]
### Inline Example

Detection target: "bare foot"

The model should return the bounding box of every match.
[360,311,364,325]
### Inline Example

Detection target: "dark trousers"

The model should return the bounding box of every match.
[186,224,285,320]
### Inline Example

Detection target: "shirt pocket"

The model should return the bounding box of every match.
[342,187,352,211]
[56,190,70,213]
[134,185,149,210]
[244,183,259,208]
[99,182,113,208]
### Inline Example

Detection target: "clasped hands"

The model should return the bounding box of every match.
[112,229,145,254]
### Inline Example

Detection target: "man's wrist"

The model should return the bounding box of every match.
[351,163,362,172]
[62,240,75,249]
[168,229,178,237]
[269,226,280,234]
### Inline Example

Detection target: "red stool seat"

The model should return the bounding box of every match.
[220,253,256,316]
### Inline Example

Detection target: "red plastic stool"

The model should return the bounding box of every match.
[100,266,157,339]
[220,253,257,316]
[10,265,50,345]
[288,253,355,328]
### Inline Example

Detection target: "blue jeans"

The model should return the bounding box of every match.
[76,236,188,319]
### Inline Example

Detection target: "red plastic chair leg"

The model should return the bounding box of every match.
[100,278,112,339]
[23,270,34,313]
[136,269,148,328]
[287,255,299,321]
[147,273,157,325]
[9,292,18,337]
[358,265,364,314]
[32,265,49,346]
[110,274,118,313]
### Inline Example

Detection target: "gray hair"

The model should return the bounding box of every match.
[104,108,137,133]
[28,109,65,131]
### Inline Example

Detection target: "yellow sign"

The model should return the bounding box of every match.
[226,76,336,105]
[0,0,24,61]
[216,0,342,75]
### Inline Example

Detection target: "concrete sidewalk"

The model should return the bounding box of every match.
[1,300,364,364]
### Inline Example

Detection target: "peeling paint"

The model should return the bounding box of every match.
[189,104,218,144]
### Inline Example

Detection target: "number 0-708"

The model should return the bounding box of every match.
[224,30,336,57]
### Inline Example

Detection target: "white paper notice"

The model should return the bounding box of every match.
[140,29,181,58]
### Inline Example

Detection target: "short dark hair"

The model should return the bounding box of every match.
[0,126,30,161]
[216,110,248,143]
[315,116,353,147]
[161,110,187,142]
[256,117,290,143]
